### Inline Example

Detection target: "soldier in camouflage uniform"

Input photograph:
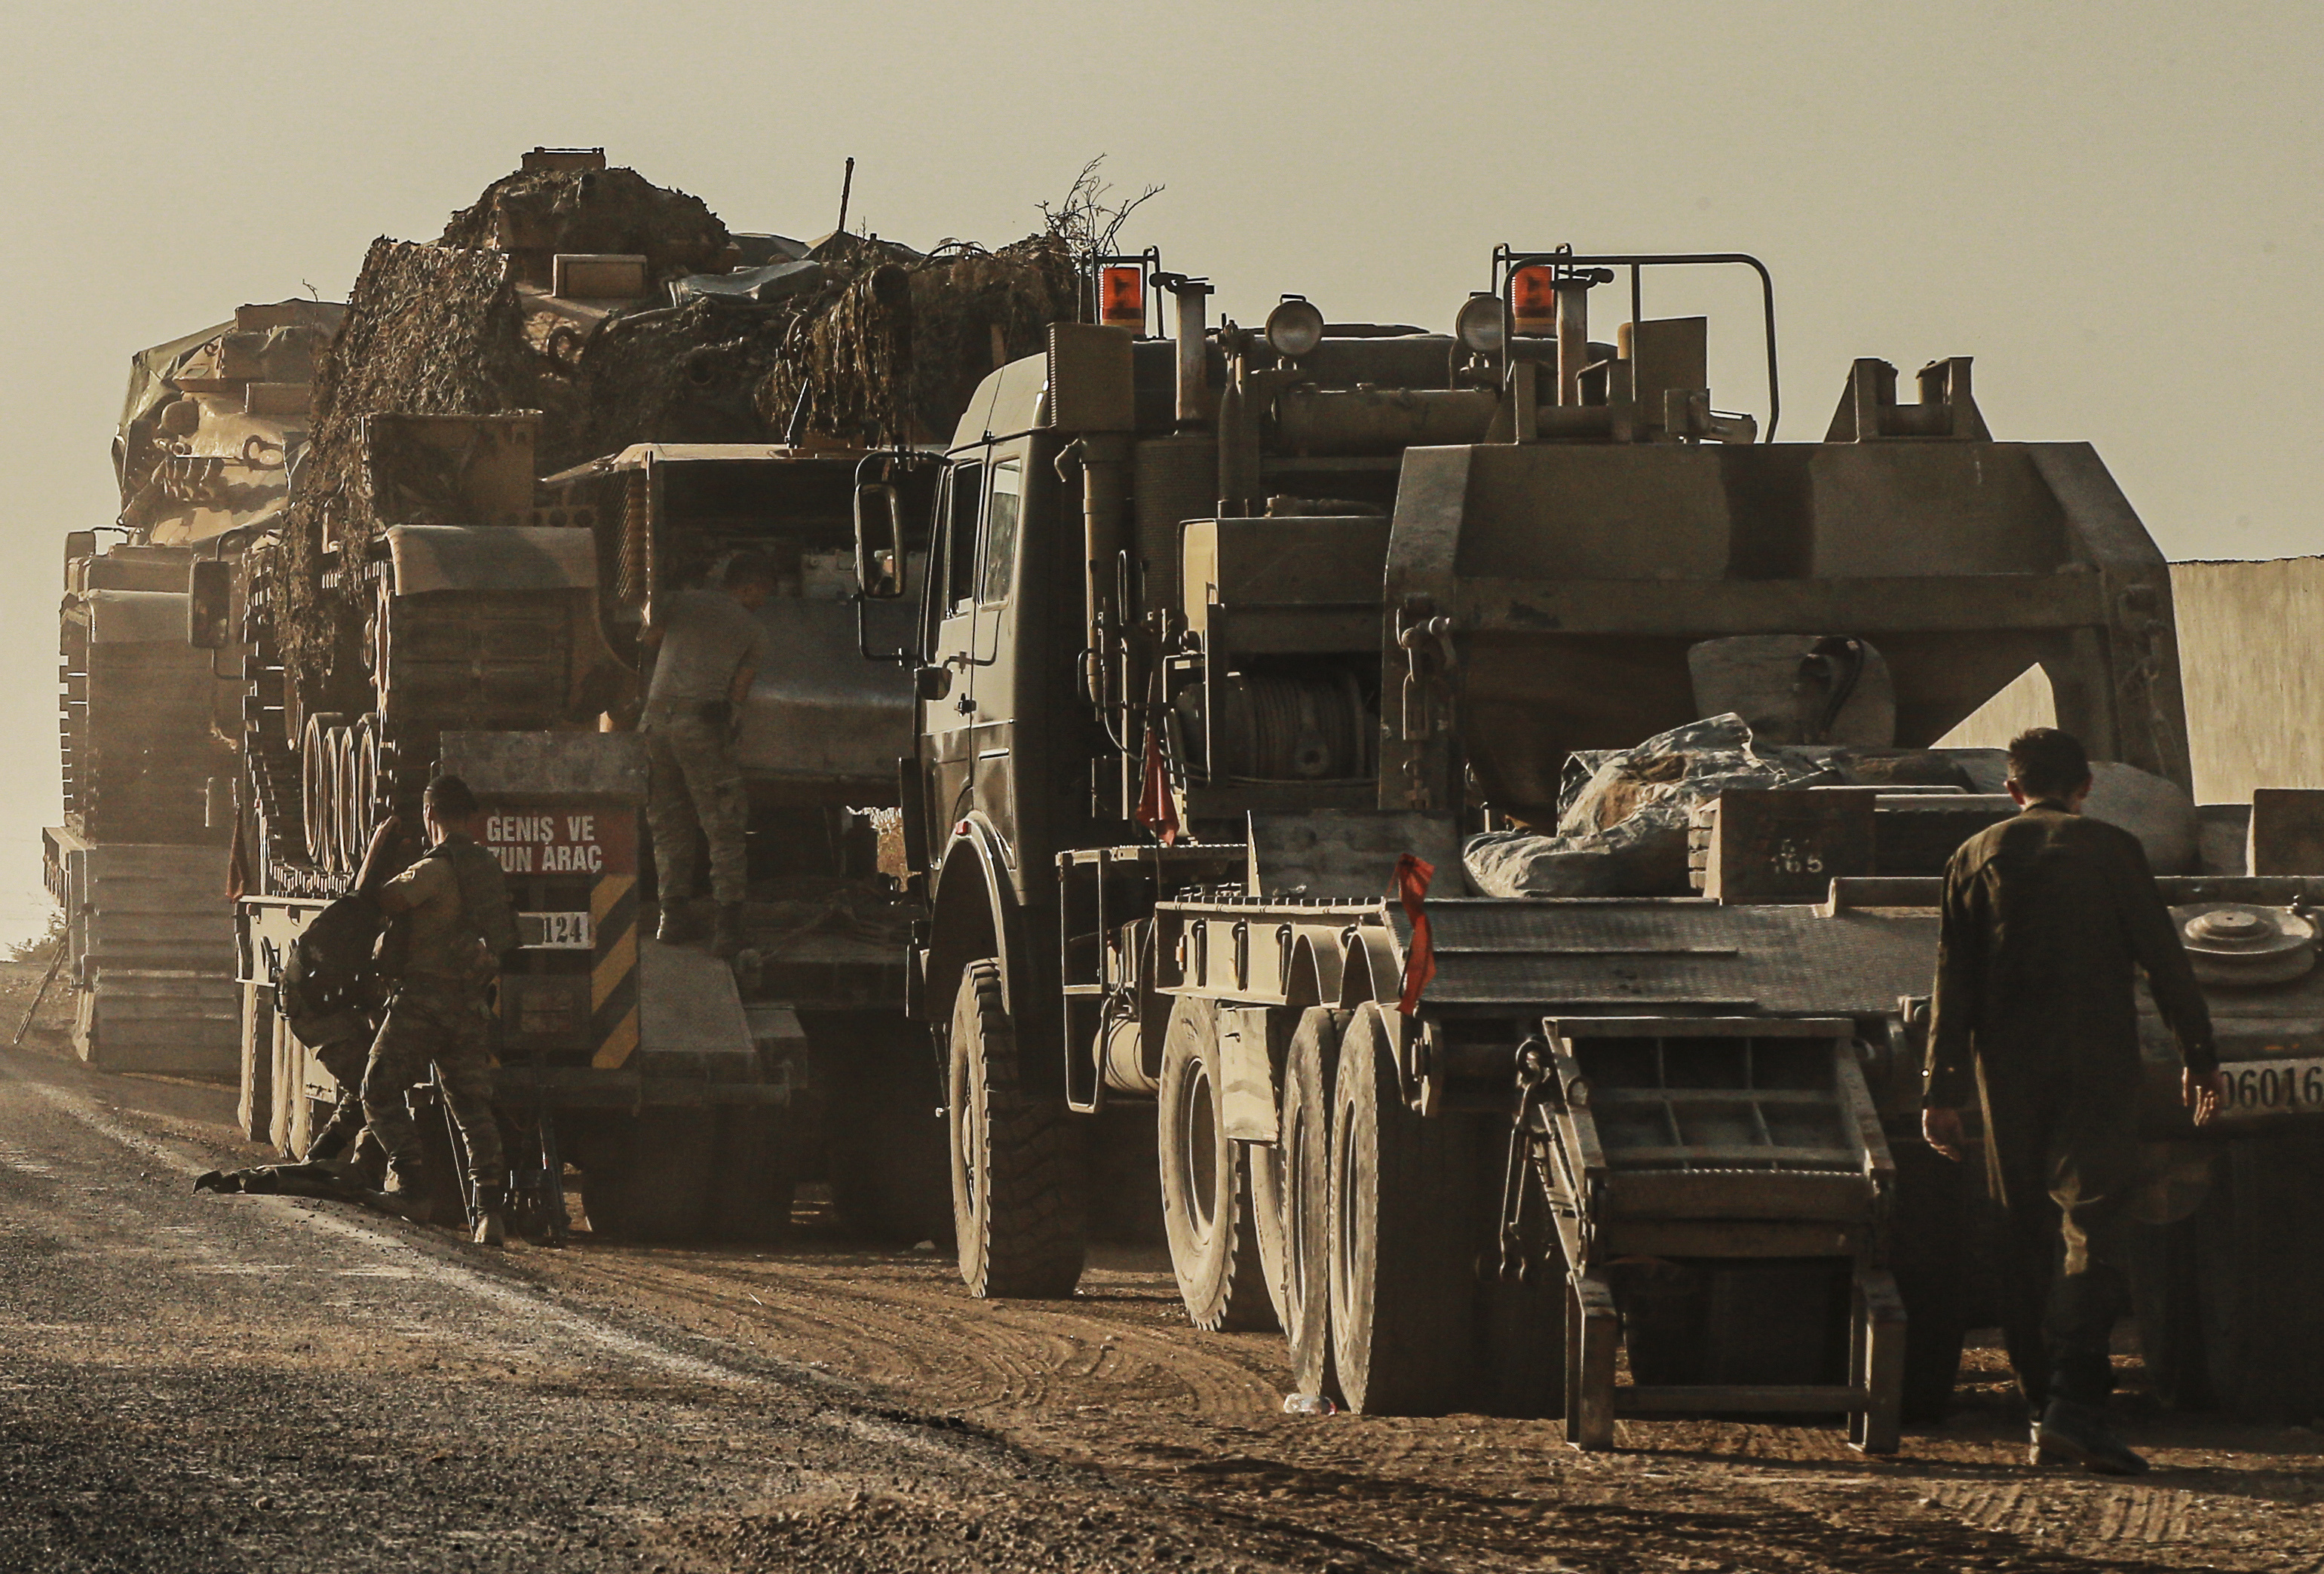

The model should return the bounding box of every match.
[306,1032,385,1183]
[353,775,514,1245]
[640,550,773,959]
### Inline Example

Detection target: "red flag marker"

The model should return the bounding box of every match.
[1135,726,1181,847]
[1394,853,1435,1014]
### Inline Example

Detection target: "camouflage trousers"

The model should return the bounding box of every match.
[308,1032,385,1174]
[359,977,504,1189]
[644,710,750,905]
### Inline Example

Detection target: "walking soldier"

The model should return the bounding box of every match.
[1923,727,2226,1474]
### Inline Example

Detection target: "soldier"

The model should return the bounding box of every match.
[353,775,518,1247]
[1923,727,2225,1475]
[640,550,773,959]
[305,1034,385,1183]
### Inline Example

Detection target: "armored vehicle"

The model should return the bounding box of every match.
[51,299,343,1077]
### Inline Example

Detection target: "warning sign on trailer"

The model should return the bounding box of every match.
[479,806,636,878]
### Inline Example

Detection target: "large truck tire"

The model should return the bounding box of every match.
[581,1109,717,1242]
[2218,1132,2324,1423]
[1157,996,1277,1333]
[706,1106,795,1244]
[1273,1008,1346,1401]
[1327,1003,1478,1415]
[947,959,1086,1299]
[1890,1139,1969,1422]
[1247,1138,1293,1331]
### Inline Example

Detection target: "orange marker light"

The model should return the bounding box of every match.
[1099,265,1146,333]
[1510,265,1556,337]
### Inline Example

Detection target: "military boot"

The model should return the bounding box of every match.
[712,902,744,960]
[470,1184,507,1247]
[382,1161,434,1226]
[2034,1398,2148,1476]
[656,901,702,945]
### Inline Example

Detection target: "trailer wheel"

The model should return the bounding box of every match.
[1255,1130,1292,1339]
[706,1106,795,1244]
[947,959,1086,1299]
[581,1110,718,1241]
[1328,1003,1477,1415]
[1248,1140,1293,1332]
[1157,997,1277,1333]
[1271,1008,1347,1401]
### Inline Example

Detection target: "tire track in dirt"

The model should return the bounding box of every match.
[546,1244,1289,1428]
[21,1023,2324,1574]
[520,1226,2324,1572]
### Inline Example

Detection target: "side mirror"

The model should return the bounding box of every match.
[188,558,232,650]
[915,664,952,702]
[854,482,904,600]
[63,531,96,566]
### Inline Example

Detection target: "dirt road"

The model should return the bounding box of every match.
[5,1020,2319,1572]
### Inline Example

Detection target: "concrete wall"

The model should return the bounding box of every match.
[2170,557,2324,805]
[1936,556,2324,806]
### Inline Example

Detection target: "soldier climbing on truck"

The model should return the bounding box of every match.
[639,550,774,959]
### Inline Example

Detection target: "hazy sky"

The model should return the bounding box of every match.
[0,2,2314,943]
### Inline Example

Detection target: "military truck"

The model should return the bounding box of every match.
[863,251,2324,1444]
[63,142,972,1241]
[222,414,942,1241]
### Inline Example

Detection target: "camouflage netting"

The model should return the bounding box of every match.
[437,165,729,284]
[759,234,1079,448]
[280,238,552,710]
[274,161,1087,720]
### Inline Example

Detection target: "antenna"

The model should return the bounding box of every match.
[835,157,856,237]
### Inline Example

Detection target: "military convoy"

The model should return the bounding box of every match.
[49,164,2324,1431]
[860,250,2324,1440]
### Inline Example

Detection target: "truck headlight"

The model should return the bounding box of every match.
[1265,296,1325,360]
[1455,293,1504,354]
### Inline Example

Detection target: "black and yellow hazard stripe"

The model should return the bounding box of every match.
[590,872,639,1068]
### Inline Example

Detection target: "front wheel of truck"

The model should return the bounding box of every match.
[946,959,1086,1299]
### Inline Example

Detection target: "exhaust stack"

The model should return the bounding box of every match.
[1164,275,1213,428]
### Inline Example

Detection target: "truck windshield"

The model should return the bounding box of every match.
[979,461,1021,606]
[943,460,983,615]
